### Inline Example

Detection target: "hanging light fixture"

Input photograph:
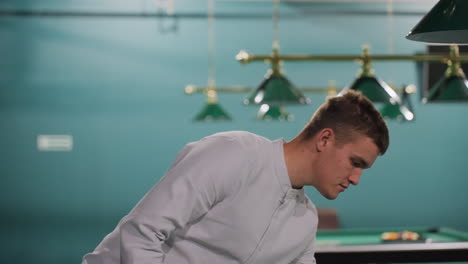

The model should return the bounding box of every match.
[194,101,232,121]
[380,103,413,121]
[380,85,415,122]
[193,81,232,121]
[244,57,310,105]
[244,0,310,107]
[406,0,468,44]
[256,104,293,121]
[423,45,468,103]
[192,0,232,122]
[338,46,400,104]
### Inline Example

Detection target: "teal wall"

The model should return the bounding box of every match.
[2,1,467,263]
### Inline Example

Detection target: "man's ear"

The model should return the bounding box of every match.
[316,128,334,152]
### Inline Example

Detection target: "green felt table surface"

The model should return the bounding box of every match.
[316,227,468,246]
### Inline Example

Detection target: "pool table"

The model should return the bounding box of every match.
[315,227,468,263]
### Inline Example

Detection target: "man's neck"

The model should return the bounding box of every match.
[283,137,315,189]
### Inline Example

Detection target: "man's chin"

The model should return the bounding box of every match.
[320,191,338,200]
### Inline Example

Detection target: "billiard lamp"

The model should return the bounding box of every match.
[380,85,415,122]
[192,80,232,122]
[423,45,468,103]
[338,46,400,105]
[242,43,310,107]
[406,0,468,45]
[256,104,293,121]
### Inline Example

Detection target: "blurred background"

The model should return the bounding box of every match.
[1,0,467,263]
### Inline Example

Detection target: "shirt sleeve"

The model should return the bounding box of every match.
[119,135,249,264]
[290,226,317,264]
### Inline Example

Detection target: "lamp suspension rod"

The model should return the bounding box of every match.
[207,0,216,88]
[236,53,468,64]
[272,0,280,53]
[185,84,410,95]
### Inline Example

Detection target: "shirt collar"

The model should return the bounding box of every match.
[273,138,305,199]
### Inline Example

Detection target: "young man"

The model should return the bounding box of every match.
[82,90,389,264]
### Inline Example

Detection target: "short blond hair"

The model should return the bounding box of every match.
[301,90,389,155]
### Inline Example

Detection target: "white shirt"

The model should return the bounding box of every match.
[83,131,318,264]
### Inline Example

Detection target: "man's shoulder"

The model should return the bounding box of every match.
[185,131,274,160]
[206,131,271,145]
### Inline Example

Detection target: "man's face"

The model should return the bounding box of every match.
[312,133,380,200]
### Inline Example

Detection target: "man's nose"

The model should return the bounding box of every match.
[349,168,363,185]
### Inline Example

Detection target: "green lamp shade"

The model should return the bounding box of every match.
[339,76,399,103]
[244,70,310,105]
[406,0,468,44]
[424,75,468,102]
[380,103,414,121]
[257,104,293,121]
[193,102,232,121]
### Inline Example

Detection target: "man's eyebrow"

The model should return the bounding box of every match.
[351,156,369,168]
